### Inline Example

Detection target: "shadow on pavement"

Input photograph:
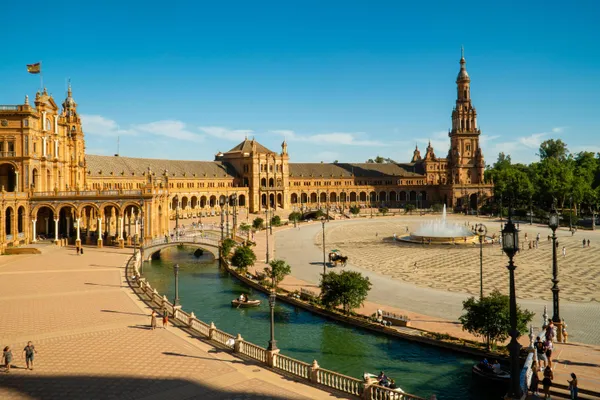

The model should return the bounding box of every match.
[0,375,309,399]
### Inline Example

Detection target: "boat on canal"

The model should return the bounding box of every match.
[471,363,510,383]
[231,299,261,308]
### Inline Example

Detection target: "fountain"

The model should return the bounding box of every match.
[398,205,478,245]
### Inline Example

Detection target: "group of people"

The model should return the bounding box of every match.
[2,342,37,373]
[531,319,578,399]
[150,309,170,330]
[238,293,249,303]
[478,358,502,374]
[376,371,398,389]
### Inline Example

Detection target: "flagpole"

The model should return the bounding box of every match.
[40,61,43,91]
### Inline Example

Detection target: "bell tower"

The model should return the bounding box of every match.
[448,48,484,184]
[60,82,86,189]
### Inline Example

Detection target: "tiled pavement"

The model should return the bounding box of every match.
[0,245,344,399]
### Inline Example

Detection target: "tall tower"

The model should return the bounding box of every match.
[60,82,86,189]
[448,48,485,184]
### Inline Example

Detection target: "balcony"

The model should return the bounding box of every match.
[0,152,16,158]
[0,105,19,111]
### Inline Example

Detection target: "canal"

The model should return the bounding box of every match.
[142,246,504,400]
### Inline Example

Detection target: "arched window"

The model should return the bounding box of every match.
[45,118,52,131]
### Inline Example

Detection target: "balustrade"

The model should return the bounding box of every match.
[6,234,13,241]
[369,385,426,400]
[239,341,267,363]
[274,354,310,379]
[212,328,235,346]
[317,368,363,396]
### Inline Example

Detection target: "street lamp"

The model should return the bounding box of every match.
[569,194,573,231]
[231,194,238,239]
[226,200,230,238]
[501,210,521,400]
[321,217,327,276]
[548,206,561,325]
[475,223,487,299]
[267,283,278,351]
[174,195,179,237]
[173,263,180,307]
[220,199,225,253]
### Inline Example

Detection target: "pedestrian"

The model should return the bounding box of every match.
[542,365,554,399]
[587,239,590,248]
[546,320,556,341]
[545,338,554,367]
[80,247,84,255]
[76,243,80,254]
[2,346,12,373]
[562,246,566,258]
[162,309,168,329]
[535,337,547,370]
[530,366,541,397]
[582,238,586,248]
[150,311,157,330]
[413,262,418,273]
[23,341,37,370]
[568,372,578,400]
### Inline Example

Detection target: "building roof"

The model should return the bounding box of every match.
[85,155,237,178]
[225,138,274,154]
[289,162,424,178]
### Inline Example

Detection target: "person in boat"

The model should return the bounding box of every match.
[377,371,390,387]
[238,293,247,303]
[492,360,501,374]
[479,358,494,372]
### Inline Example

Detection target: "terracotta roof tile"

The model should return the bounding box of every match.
[289,163,424,178]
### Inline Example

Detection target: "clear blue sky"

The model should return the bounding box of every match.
[2,0,599,164]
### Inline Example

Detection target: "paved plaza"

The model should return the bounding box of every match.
[0,244,345,399]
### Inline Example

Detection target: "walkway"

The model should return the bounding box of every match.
[0,244,347,399]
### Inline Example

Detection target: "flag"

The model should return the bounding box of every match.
[26,63,41,74]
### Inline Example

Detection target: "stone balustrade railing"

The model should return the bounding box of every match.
[128,252,430,400]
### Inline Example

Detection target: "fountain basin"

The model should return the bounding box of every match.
[397,234,479,245]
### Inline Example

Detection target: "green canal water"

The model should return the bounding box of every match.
[142,247,505,400]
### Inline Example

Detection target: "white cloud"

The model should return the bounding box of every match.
[271,130,383,146]
[134,120,204,143]
[81,115,136,136]
[199,126,254,141]
[552,126,567,133]
[518,133,546,149]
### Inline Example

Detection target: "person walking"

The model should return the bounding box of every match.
[587,239,590,248]
[150,311,157,330]
[543,366,554,399]
[568,373,578,400]
[2,346,12,373]
[545,338,554,367]
[530,366,541,397]
[162,309,169,329]
[562,246,567,258]
[23,341,37,370]
[535,337,547,370]
[582,238,586,248]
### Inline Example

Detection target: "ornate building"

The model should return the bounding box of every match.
[0,54,492,251]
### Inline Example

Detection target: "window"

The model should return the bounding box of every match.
[23,119,29,127]
[8,141,14,153]
[45,118,51,131]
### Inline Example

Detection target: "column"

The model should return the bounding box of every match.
[32,219,37,242]
[15,171,19,192]
[97,217,103,247]
[42,137,47,157]
[45,218,49,234]
[119,216,124,239]
[54,115,58,133]
[135,213,139,236]
[76,218,81,242]
[66,216,71,237]
[42,111,47,131]
[54,139,58,159]
[54,218,59,244]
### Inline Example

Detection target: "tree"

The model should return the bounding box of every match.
[459,290,534,350]
[538,139,569,161]
[252,217,264,230]
[288,211,302,222]
[320,270,372,314]
[239,223,251,239]
[378,207,389,215]
[264,259,291,288]
[270,215,281,226]
[220,238,236,258]
[349,205,360,215]
[431,203,444,213]
[231,245,256,273]
[405,204,416,214]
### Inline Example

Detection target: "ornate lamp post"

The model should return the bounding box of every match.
[226,200,230,238]
[265,208,270,263]
[173,263,180,306]
[231,194,238,239]
[548,206,560,325]
[475,223,487,299]
[501,210,521,399]
[321,217,327,276]
[139,199,145,272]
[219,199,225,246]
[174,195,179,237]
[267,277,278,351]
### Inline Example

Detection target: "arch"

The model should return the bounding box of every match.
[5,206,13,236]
[350,192,357,202]
[181,196,189,210]
[209,195,216,207]
[56,202,79,216]
[269,178,274,187]
[470,193,478,211]
[200,196,207,208]
[99,202,122,215]
[17,206,25,233]
[340,192,347,202]
[359,192,367,202]
[320,192,327,203]
[277,193,283,208]
[191,196,198,209]
[34,206,55,238]
[269,193,275,208]
[0,163,17,192]
[238,194,246,207]
[369,191,376,202]
[310,192,317,203]
[409,191,417,201]
[171,197,179,210]
[301,193,308,204]
[261,193,267,207]
[379,191,387,202]
[31,203,57,217]
[261,178,267,187]
[291,193,298,204]
[330,192,337,202]
[32,168,39,189]
[399,191,407,201]
[389,191,397,202]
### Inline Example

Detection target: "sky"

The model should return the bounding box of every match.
[2,1,599,165]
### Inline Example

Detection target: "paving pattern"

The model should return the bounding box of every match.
[0,244,343,400]
[320,216,600,302]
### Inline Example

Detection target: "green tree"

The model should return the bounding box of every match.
[349,205,360,215]
[538,139,569,161]
[239,223,251,238]
[288,211,302,222]
[320,271,372,314]
[220,238,236,258]
[459,290,534,350]
[314,209,325,219]
[366,156,385,164]
[231,245,257,273]
[270,215,281,226]
[252,217,264,230]
[378,207,389,215]
[264,259,291,288]
[405,204,416,214]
